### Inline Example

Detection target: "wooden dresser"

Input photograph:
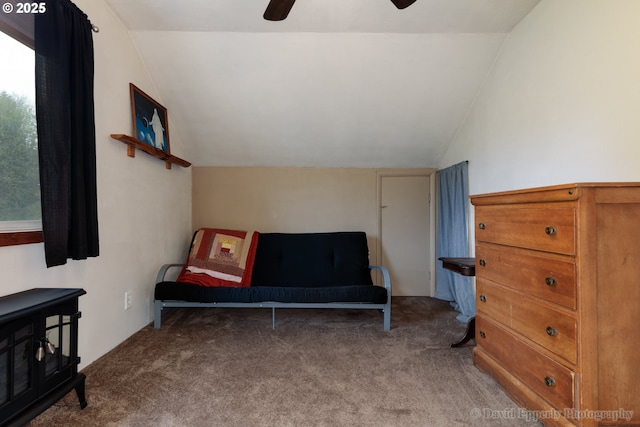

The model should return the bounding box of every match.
[470,183,639,427]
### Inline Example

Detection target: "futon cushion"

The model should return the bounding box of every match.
[250,232,373,288]
[155,282,387,304]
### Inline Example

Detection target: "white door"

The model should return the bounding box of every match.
[380,176,431,296]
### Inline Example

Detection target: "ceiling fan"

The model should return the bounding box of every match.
[263,0,418,21]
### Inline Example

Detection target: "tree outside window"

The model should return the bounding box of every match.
[0,91,40,221]
[0,30,42,239]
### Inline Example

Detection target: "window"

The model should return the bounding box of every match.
[0,28,43,246]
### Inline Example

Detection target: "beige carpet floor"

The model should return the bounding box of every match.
[27,297,541,427]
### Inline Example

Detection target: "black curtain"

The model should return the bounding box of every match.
[35,0,98,267]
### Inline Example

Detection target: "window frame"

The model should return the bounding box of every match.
[0,231,43,246]
[0,17,43,247]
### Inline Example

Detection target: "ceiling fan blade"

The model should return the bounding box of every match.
[264,0,296,21]
[390,0,417,9]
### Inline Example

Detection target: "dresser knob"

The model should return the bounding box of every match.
[546,326,558,337]
[544,376,556,387]
[479,259,486,267]
[545,277,557,286]
[479,295,487,302]
[545,226,557,235]
[479,331,486,339]
[478,223,486,230]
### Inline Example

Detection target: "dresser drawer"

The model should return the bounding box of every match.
[477,280,577,364]
[510,295,577,365]
[476,315,575,411]
[475,207,575,255]
[476,243,576,309]
[475,279,511,326]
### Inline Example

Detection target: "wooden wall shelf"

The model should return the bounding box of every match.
[110,134,191,169]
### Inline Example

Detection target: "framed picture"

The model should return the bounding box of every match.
[129,83,170,153]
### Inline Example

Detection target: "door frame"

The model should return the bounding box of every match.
[376,169,438,296]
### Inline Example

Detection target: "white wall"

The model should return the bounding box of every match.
[131,31,505,169]
[0,0,191,367]
[440,0,640,196]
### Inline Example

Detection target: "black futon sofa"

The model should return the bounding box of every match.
[154,231,391,330]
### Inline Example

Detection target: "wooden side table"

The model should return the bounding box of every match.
[438,257,475,347]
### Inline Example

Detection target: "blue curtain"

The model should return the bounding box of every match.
[435,161,475,322]
[35,0,99,267]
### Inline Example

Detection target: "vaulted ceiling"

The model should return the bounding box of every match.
[104,0,541,167]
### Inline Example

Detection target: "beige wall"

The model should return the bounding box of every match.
[192,167,435,275]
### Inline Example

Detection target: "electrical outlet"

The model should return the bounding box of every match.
[124,291,132,310]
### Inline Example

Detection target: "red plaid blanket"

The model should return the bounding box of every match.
[177,228,259,287]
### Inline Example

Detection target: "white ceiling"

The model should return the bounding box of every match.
[104,0,541,167]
